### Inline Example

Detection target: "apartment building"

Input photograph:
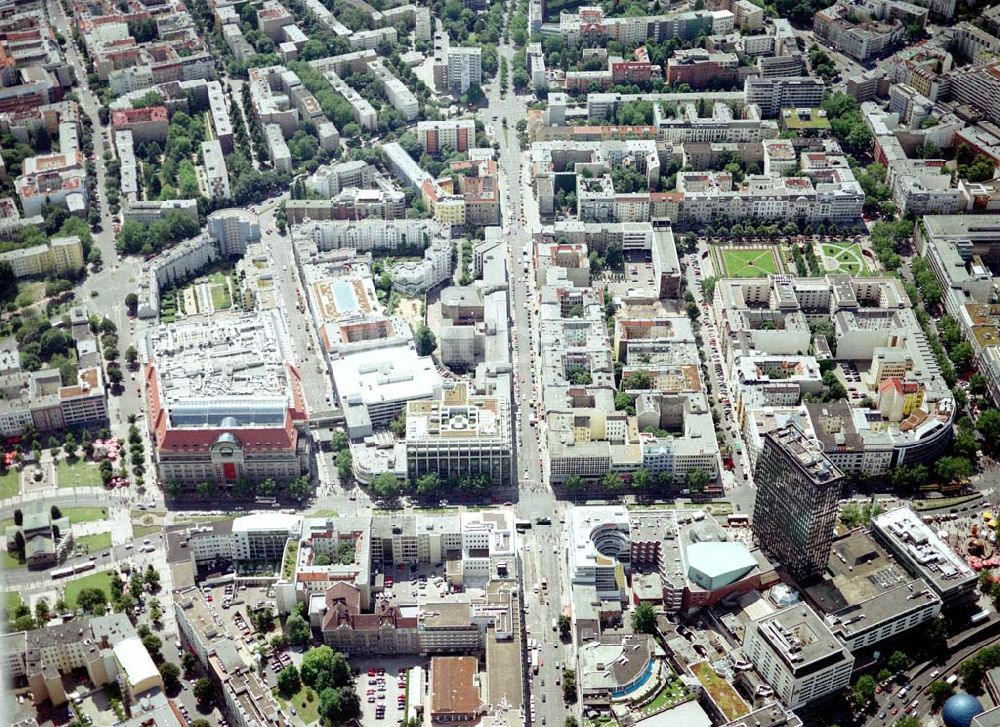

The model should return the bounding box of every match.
[206,80,234,152]
[264,123,292,174]
[201,139,231,200]
[123,198,199,225]
[285,188,406,224]
[15,149,86,216]
[675,165,864,227]
[813,2,907,63]
[665,49,739,89]
[0,365,108,436]
[256,0,294,42]
[208,208,261,257]
[759,53,807,78]
[8,614,159,707]
[916,215,1000,404]
[890,159,965,216]
[418,119,476,155]
[322,69,378,131]
[296,218,439,254]
[308,161,375,196]
[445,46,482,95]
[450,158,500,226]
[743,76,825,118]
[391,239,454,295]
[110,105,168,143]
[558,7,720,46]
[0,234,83,278]
[635,392,720,481]
[174,587,283,727]
[949,22,1000,64]
[350,27,398,50]
[715,274,955,471]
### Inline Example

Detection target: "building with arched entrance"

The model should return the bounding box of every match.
[143,310,310,488]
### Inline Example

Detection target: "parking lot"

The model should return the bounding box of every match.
[602,258,658,299]
[836,361,872,402]
[352,658,426,726]
[378,562,451,602]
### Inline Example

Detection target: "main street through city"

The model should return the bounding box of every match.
[478,36,577,727]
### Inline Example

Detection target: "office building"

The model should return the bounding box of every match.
[743,604,854,708]
[752,424,845,581]
[404,382,512,486]
[429,657,483,723]
[804,529,942,651]
[870,507,978,606]
[948,60,1000,125]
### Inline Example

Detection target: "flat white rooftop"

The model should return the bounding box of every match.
[330,344,442,407]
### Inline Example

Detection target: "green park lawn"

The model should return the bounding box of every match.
[4,591,22,615]
[641,678,691,714]
[133,523,161,538]
[821,242,867,275]
[132,511,164,538]
[57,459,104,488]
[64,507,109,524]
[75,531,112,552]
[209,272,232,310]
[275,685,320,724]
[0,468,20,499]
[720,247,780,278]
[913,493,981,511]
[64,570,116,609]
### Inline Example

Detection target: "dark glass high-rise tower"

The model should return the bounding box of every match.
[752,423,845,582]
